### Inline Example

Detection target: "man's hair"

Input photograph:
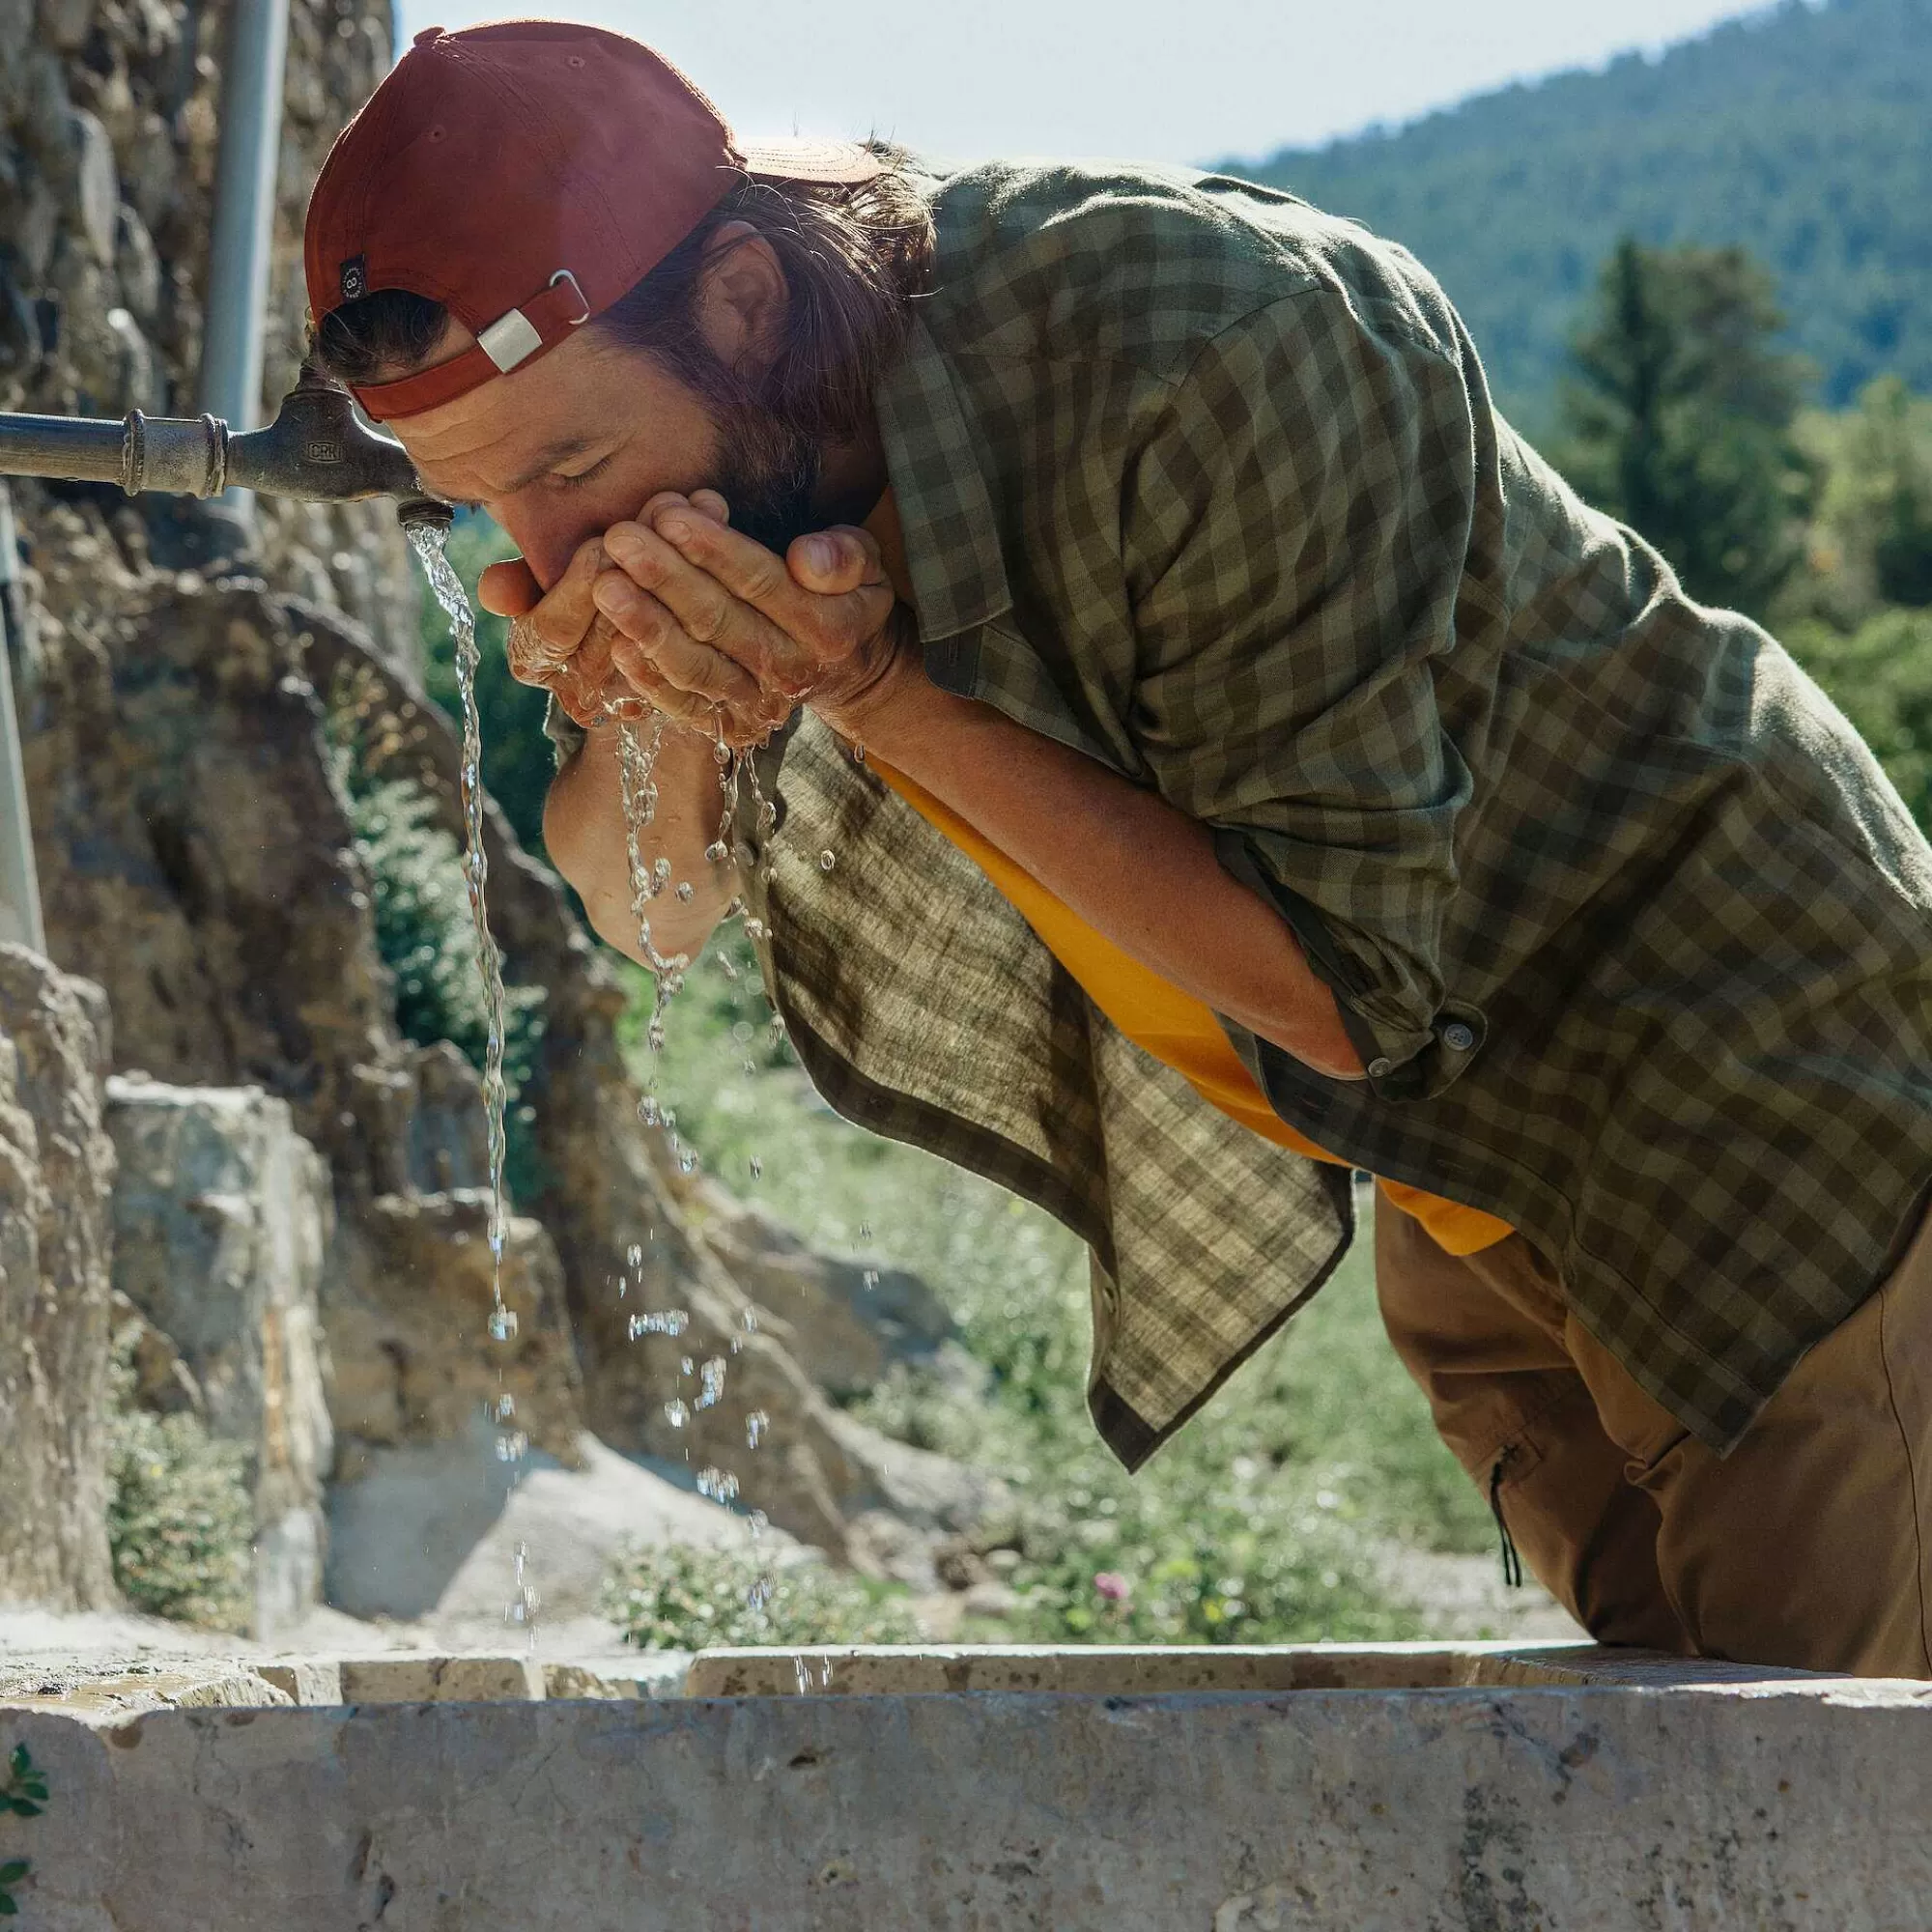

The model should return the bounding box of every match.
[312,146,934,440]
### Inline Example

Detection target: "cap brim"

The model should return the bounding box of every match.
[735,136,883,184]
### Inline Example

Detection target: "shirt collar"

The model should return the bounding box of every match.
[872,307,1015,643]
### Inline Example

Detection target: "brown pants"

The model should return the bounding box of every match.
[1374,1204,1932,1678]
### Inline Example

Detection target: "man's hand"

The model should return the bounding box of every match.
[592,493,914,748]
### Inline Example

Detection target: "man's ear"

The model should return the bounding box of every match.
[694,220,789,380]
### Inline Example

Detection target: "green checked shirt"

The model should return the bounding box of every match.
[566,159,1932,1468]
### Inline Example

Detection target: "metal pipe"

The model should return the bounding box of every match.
[0,484,47,955]
[0,360,447,518]
[197,0,292,529]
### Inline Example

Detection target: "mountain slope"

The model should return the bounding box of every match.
[1233,0,1932,432]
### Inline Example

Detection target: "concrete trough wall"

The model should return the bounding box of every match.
[2,1643,1928,1929]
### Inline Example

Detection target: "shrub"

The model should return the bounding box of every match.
[103,1331,252,1632]
[602,1541,922,1651]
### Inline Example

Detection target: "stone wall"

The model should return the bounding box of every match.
[0,944,115,1608]
[0,0,418,668]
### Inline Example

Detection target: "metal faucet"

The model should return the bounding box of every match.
[0,358,451,530]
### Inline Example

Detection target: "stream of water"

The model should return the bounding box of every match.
[406,524,799,1637]
[408,523,516,1344]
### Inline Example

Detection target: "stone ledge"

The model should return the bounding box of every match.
[0,1656,1927,1929]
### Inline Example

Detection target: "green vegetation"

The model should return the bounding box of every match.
[1557,238,1816,619]
[1237,0,1932,431]
[103,1326,253,1632]
[322,662,549,1201]
[603,1542,922,1650]
[629,932,1494,1645]
[0,1743,44,1917]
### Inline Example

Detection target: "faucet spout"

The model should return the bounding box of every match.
[0,359,449,526]
[224,359,430,504]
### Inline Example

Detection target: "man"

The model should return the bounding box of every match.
[306,19,1932,1675]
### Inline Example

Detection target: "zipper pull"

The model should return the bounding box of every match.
[1489,1448,1524,1590]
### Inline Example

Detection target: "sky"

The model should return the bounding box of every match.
[392,0,1778,167]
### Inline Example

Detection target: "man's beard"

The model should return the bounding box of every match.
[705,387,823,557]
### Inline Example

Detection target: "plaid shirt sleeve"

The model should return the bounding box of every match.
[1124,288,1483,1084]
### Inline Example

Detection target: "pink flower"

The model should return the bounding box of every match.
[1093,1571,1131,1603]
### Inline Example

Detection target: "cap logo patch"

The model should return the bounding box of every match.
[339,255,368,301]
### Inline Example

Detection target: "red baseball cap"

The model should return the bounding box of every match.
[303,18,881,421]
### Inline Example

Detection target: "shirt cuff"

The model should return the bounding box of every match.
[1211,824,1485,1100]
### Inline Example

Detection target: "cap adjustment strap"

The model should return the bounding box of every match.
[354,269,591,421]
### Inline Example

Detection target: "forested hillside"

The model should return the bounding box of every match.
[1234,0,1932,432]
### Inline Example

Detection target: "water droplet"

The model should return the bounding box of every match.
[767,1015,786,1045]
[638,1095,662,1127]
[488,1306,519,1343]
[741,1309,759,1334]
[678,1150,698,1175]
[495,1392,517,1421]
[742,1060,757,1076]
[696,1357,727,1409]
[627,1242,644,1269]
[653,855,671,882]
[704,839,730,865]
[863,1268,880,1292]
[749,1155,763,1179]
[819,849,836,872]
[747,1573,774,1610]
[628,1308,689,1339]
[748,1508,769,1540]
[679,1355,696,1378]
[663,1399,690,1429]
[858,1221,873,1242]
[853,742,866,763]
[746,1409,770,1448]
[675,880,695,902]
[495,1429,528,1463]
[743,916,766,940]
[696,1466,740,1504]
[714,739,732,767]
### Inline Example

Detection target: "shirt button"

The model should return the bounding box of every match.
[1441,1022,1475,1052]
[1367,1057,1393,1078]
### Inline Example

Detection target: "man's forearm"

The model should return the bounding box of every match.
[846,668,1365,1080]
[542,720,733,966]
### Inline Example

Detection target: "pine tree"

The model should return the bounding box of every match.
[1557,238,1817,619]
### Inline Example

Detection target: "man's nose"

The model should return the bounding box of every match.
[497,505,596,596]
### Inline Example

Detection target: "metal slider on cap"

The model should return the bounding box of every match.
[478,270,589,373]
[352,270,591,421]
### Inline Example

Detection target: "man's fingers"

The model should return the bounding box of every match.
[788,526,885,597]
[603,518,805,686]
[522,536,611,661]
[478,556,541,617]
[645,506,794,614]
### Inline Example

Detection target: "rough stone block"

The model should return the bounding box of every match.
[2,1647,1929,1928]
[332,1653,544,1704]
[104,1075,334,1639]
[0,945,115,1609]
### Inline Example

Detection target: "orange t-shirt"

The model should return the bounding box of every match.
[870,759,1511,1258]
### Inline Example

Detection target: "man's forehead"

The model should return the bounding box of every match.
[392,390,600,498]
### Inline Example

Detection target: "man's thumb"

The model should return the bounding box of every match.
[788,526,878,594]
[478,556,541,617]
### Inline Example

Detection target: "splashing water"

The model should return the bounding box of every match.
[627,1308,690,1340]
[745,1409,770,1448]
[408,522,515,1348]
[696,1466,740,1505]
[695,1356,727,1410]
